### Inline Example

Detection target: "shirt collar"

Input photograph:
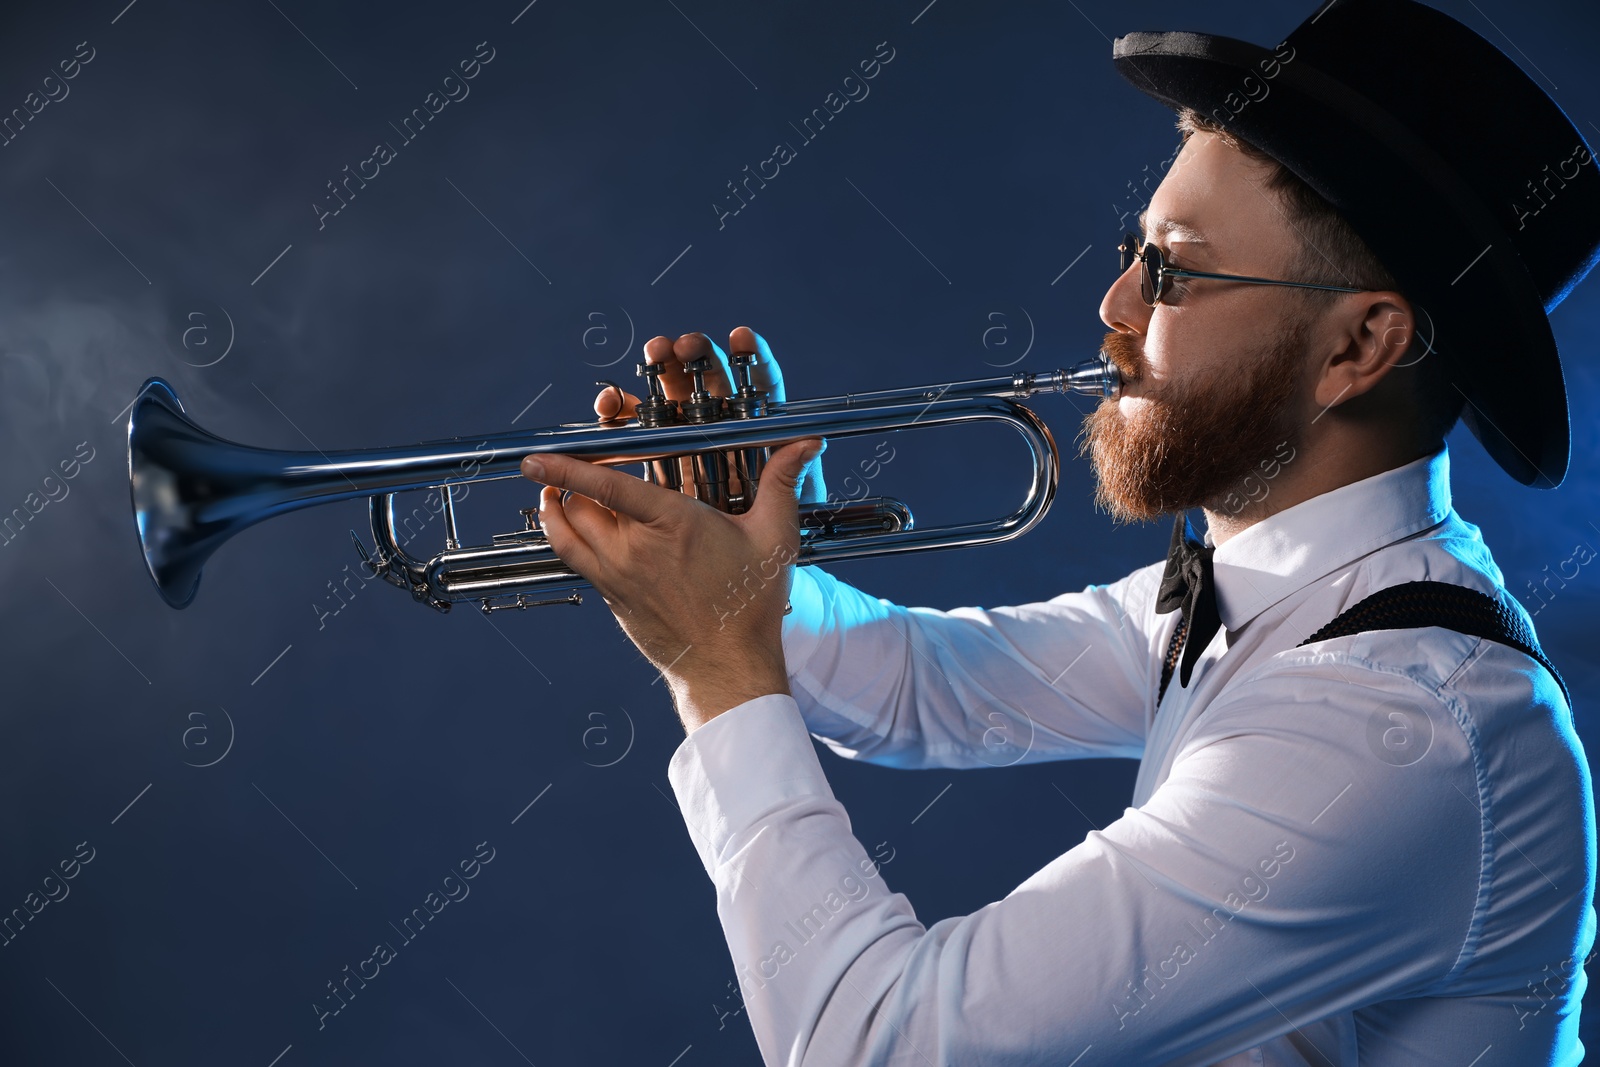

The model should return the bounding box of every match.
[1204,444,1453,632]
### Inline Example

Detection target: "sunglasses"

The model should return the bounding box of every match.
[1118,232,1369,306]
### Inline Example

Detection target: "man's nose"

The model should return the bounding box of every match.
[1100,258,1152,334]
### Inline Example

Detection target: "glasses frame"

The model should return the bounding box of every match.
[1119,232,1368,307]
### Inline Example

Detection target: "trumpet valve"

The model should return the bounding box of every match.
[680,356,726,424]
[726,351,769,419]
[634,361,681,427]
[679,356,732,509]
[691,451,732,512]
[725,351,771,513]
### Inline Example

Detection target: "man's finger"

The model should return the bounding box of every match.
[643,335,694,402]
[534,484,604,582]
[594,385,641,420]
[522,453,676,526]
[556,485,620,541]
[673,332,734,397]
[729,326,787,403]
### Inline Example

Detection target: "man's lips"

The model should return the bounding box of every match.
[1100,351,1138,381]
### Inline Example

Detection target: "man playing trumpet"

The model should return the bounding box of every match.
[520,0,1598,1062]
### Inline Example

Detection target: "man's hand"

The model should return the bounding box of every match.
[521,421,822,735]
[592,327,828,505]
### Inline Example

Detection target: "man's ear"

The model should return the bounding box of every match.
[1311,292,1416,413]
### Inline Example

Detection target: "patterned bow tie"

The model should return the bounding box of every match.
[1155,513,1222,691]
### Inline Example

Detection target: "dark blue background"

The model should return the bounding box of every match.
[1,1,1596,1063]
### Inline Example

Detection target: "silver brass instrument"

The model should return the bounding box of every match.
[127,354,1121,613]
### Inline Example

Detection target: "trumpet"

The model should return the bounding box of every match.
[128,354,1121,613]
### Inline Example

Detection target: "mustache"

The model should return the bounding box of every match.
[1100,332,1141,383]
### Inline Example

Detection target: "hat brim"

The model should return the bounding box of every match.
[1112,30,1569,488]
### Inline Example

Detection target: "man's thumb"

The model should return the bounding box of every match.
[753,438,824,514]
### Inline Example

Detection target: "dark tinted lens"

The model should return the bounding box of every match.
[1141,244,1160,305]
[1121,234,1157,305]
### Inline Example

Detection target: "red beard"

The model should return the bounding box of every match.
[1076,318,1306,524]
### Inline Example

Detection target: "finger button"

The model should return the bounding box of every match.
[634,361,682,427]
[681,356,727,424]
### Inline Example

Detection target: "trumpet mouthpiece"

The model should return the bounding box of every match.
[1062,355,1122,400]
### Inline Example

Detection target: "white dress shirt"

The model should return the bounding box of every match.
[666,444,1596,1066]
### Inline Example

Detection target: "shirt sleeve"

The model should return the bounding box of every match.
[776,562,1162,769]
[665,656,1483,1067]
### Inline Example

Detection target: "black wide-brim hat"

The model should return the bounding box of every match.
[1111,0,1600,488]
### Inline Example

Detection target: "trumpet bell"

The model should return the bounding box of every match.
[130,378,247,609]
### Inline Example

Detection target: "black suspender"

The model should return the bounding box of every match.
[1156,580,1571,712]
